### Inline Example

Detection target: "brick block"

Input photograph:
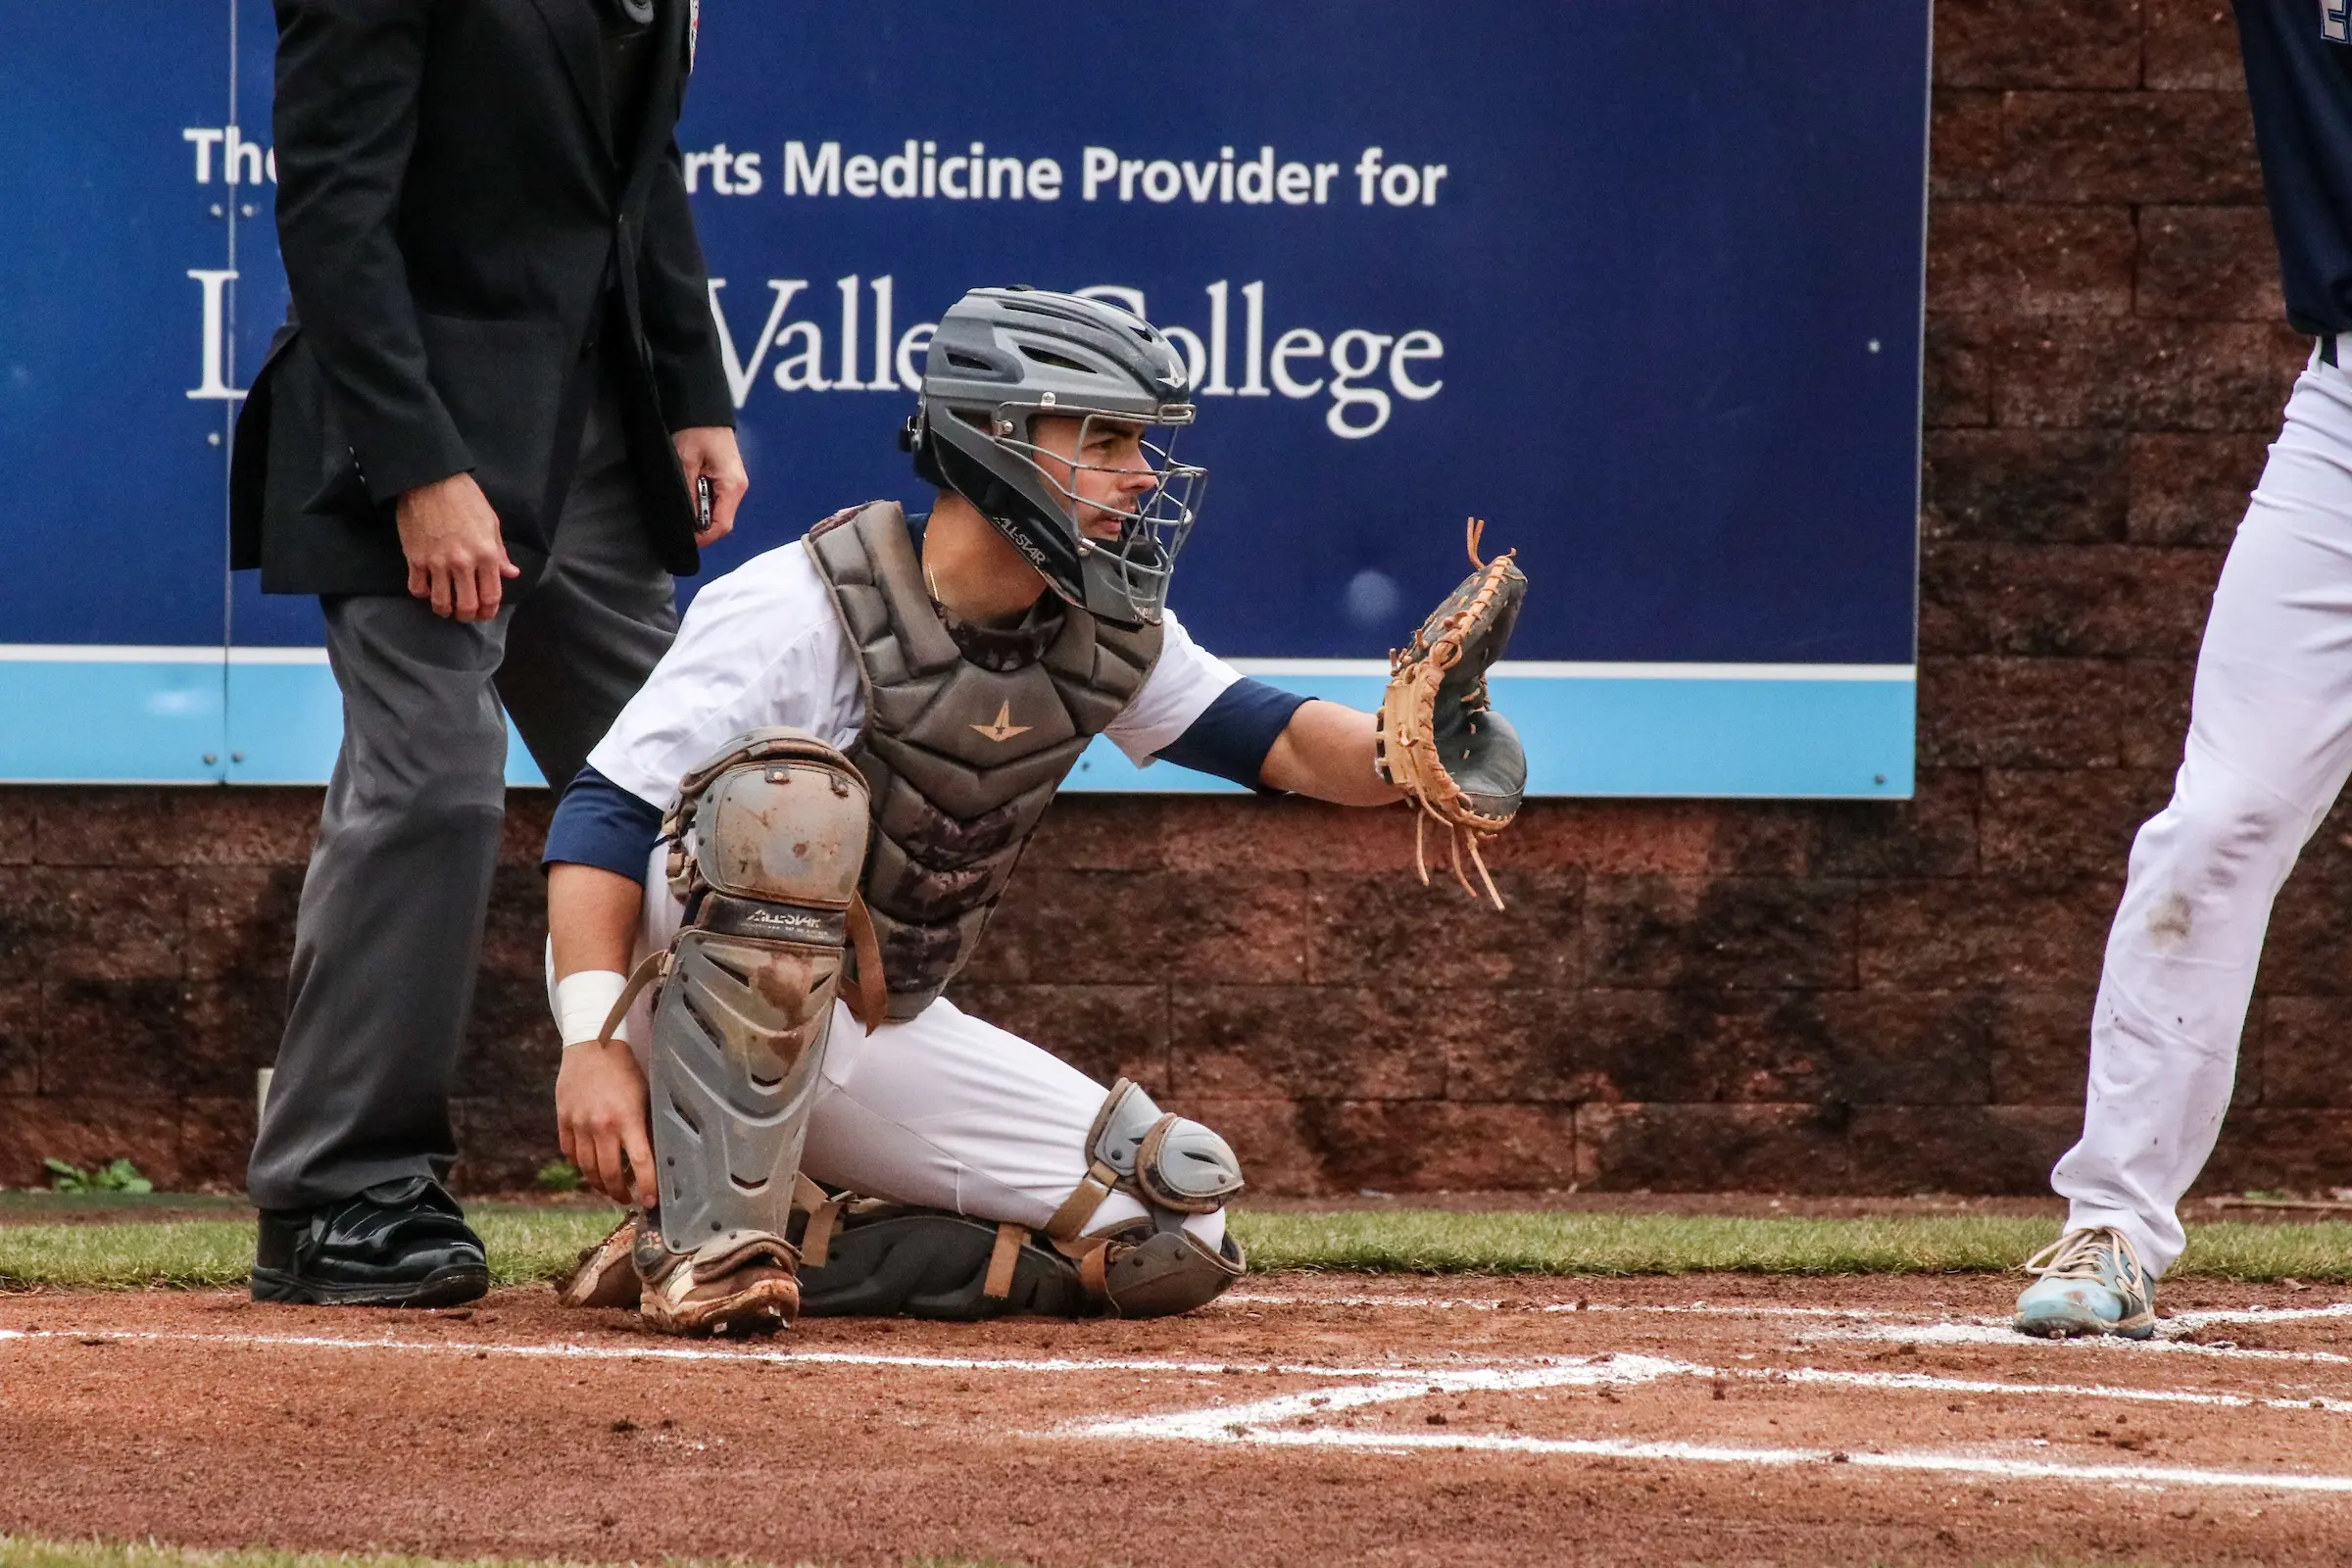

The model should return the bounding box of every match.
[946,982,1169,1092]
[37,978,183,1096]
[1159,1097,1325,1196]
[0,980,35,1095]
[452,1094,563,1194]
[2255,997,2352,1110]
[2197,1110,2352,1194]
[0,1096,186,1189]
[1919,542,1993,658]
[478,864,551,981]
[1171,985,1449,1101]
[1931,92,2006,202]
[1988,990,2095,1104]
[2144,0,2245,89]
[1016,797,1169,872]
[498,790,556,869]
[0,868,187,982]
[2127,431,2270,546]
[1574,1102,1851,1194]
[1982,768,2169,876]
[1859,876,2116,992]
[1972,544,2222,659]
[1922,429,2130,545]
[177,1096,258,1192]
[1491,990,1992,1109]
[183,865,301,981]
[970,870,1311,986]
[0,789,34,867]
[1849,1105,2081,1193]
[163,787,321,867]
[2256,876,2352,997]
[1919,657,2190,770]
[2138,206,2284,321]
[1584,878,1856,991]
[1925,315,1995,428]
[1811,770,1982,880]
[1157,797,1410,876]
[1306,870,1580,989]
[181,979,285,1099]
[456,972,561,1098]
[1998,91,2261,205]
[1701,806,1819,878]
[1928,203,2135,318]
[1312,1101,1580,1193]
[1935,0,2143,89]
[1993,319,2305,432]
[1489,803,1716,877]
[28,788,180,868]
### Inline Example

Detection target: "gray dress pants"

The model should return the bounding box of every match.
[246,385,678,1210]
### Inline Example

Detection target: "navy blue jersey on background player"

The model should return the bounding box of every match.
[2237,0,2352,332]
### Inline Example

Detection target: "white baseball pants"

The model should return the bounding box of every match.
[604,859,1224,1248]
[2053,348,2352,1275]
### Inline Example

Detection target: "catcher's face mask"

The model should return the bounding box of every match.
[996,408,1205,623]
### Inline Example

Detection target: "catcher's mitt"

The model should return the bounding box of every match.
[1375,518,1528,909]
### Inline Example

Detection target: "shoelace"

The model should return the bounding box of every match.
[2022,1225,2145,1291]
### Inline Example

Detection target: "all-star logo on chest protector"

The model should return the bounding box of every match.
[804,502,1162,1018]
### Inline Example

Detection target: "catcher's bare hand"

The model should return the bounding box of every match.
[556,1041,658,1209]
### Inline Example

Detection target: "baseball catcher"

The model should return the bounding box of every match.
[540,286,1529,1335]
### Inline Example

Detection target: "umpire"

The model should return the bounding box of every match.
[228,0,745,1306]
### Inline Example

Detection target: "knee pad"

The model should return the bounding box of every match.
[1048,1078,1247,1235]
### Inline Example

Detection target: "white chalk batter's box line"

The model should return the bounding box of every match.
[8,1324,2352,1497]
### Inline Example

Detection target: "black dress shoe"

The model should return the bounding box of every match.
[252,1176,490,1306]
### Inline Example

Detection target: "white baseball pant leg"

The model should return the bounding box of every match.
[2053,349,2352,1275]
[605,863,1224,1248]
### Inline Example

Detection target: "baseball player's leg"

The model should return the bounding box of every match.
[248,592,511,1304]
[2025,357,2352,1334]
[790,997,1244,1319]
[495,374,678,792]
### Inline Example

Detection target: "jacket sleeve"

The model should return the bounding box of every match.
[270,0,471,502]
[636,137,737,431]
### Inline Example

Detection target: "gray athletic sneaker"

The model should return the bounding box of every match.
[2015,1226,2157,1340]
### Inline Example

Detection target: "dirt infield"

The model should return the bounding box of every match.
[5,1276,2352,1567]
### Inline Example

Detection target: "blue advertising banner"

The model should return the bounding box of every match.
[0,1,1928,795]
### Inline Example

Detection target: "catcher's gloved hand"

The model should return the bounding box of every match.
[1375,518,1528,909]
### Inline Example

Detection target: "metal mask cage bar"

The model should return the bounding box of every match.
[988,407,1207,621]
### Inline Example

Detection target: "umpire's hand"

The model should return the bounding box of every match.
[672,424,747,542]
[398,471,520,622]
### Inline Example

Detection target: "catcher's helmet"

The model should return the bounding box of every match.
[902,287,1206,627]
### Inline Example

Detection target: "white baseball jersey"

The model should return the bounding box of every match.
[553,532,1250,1248]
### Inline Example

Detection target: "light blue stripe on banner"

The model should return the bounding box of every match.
[223,657,549,787]
[1066,670,1916,799]
[0,651,1910,798]
[0,654,226,784]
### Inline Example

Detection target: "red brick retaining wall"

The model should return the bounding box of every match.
[6,2,2345,1198]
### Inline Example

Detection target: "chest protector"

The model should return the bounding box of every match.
[806,502,1164,1018]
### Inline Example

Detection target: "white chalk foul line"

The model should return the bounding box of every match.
[1228,1291,2352,1335]
[0,1326,1507,1381]
[1066,1424,2352,1494]
[1824,1321,2352,1367]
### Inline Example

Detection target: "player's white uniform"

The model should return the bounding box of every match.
[2052,347,2352,1274]
[574,535,1242,1248]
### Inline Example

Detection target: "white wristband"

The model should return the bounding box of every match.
[556,968,632,1049]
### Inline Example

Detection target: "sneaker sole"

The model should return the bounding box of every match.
[251,1263,490,1308]
[2015,1312,2157,1342]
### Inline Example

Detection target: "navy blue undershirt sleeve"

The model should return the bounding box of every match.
[543,764,665,882]
[1152,676,1311,791]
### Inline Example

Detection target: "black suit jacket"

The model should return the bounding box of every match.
[229,0,735,594]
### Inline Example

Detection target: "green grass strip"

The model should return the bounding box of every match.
[4,1206,2350,1291]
